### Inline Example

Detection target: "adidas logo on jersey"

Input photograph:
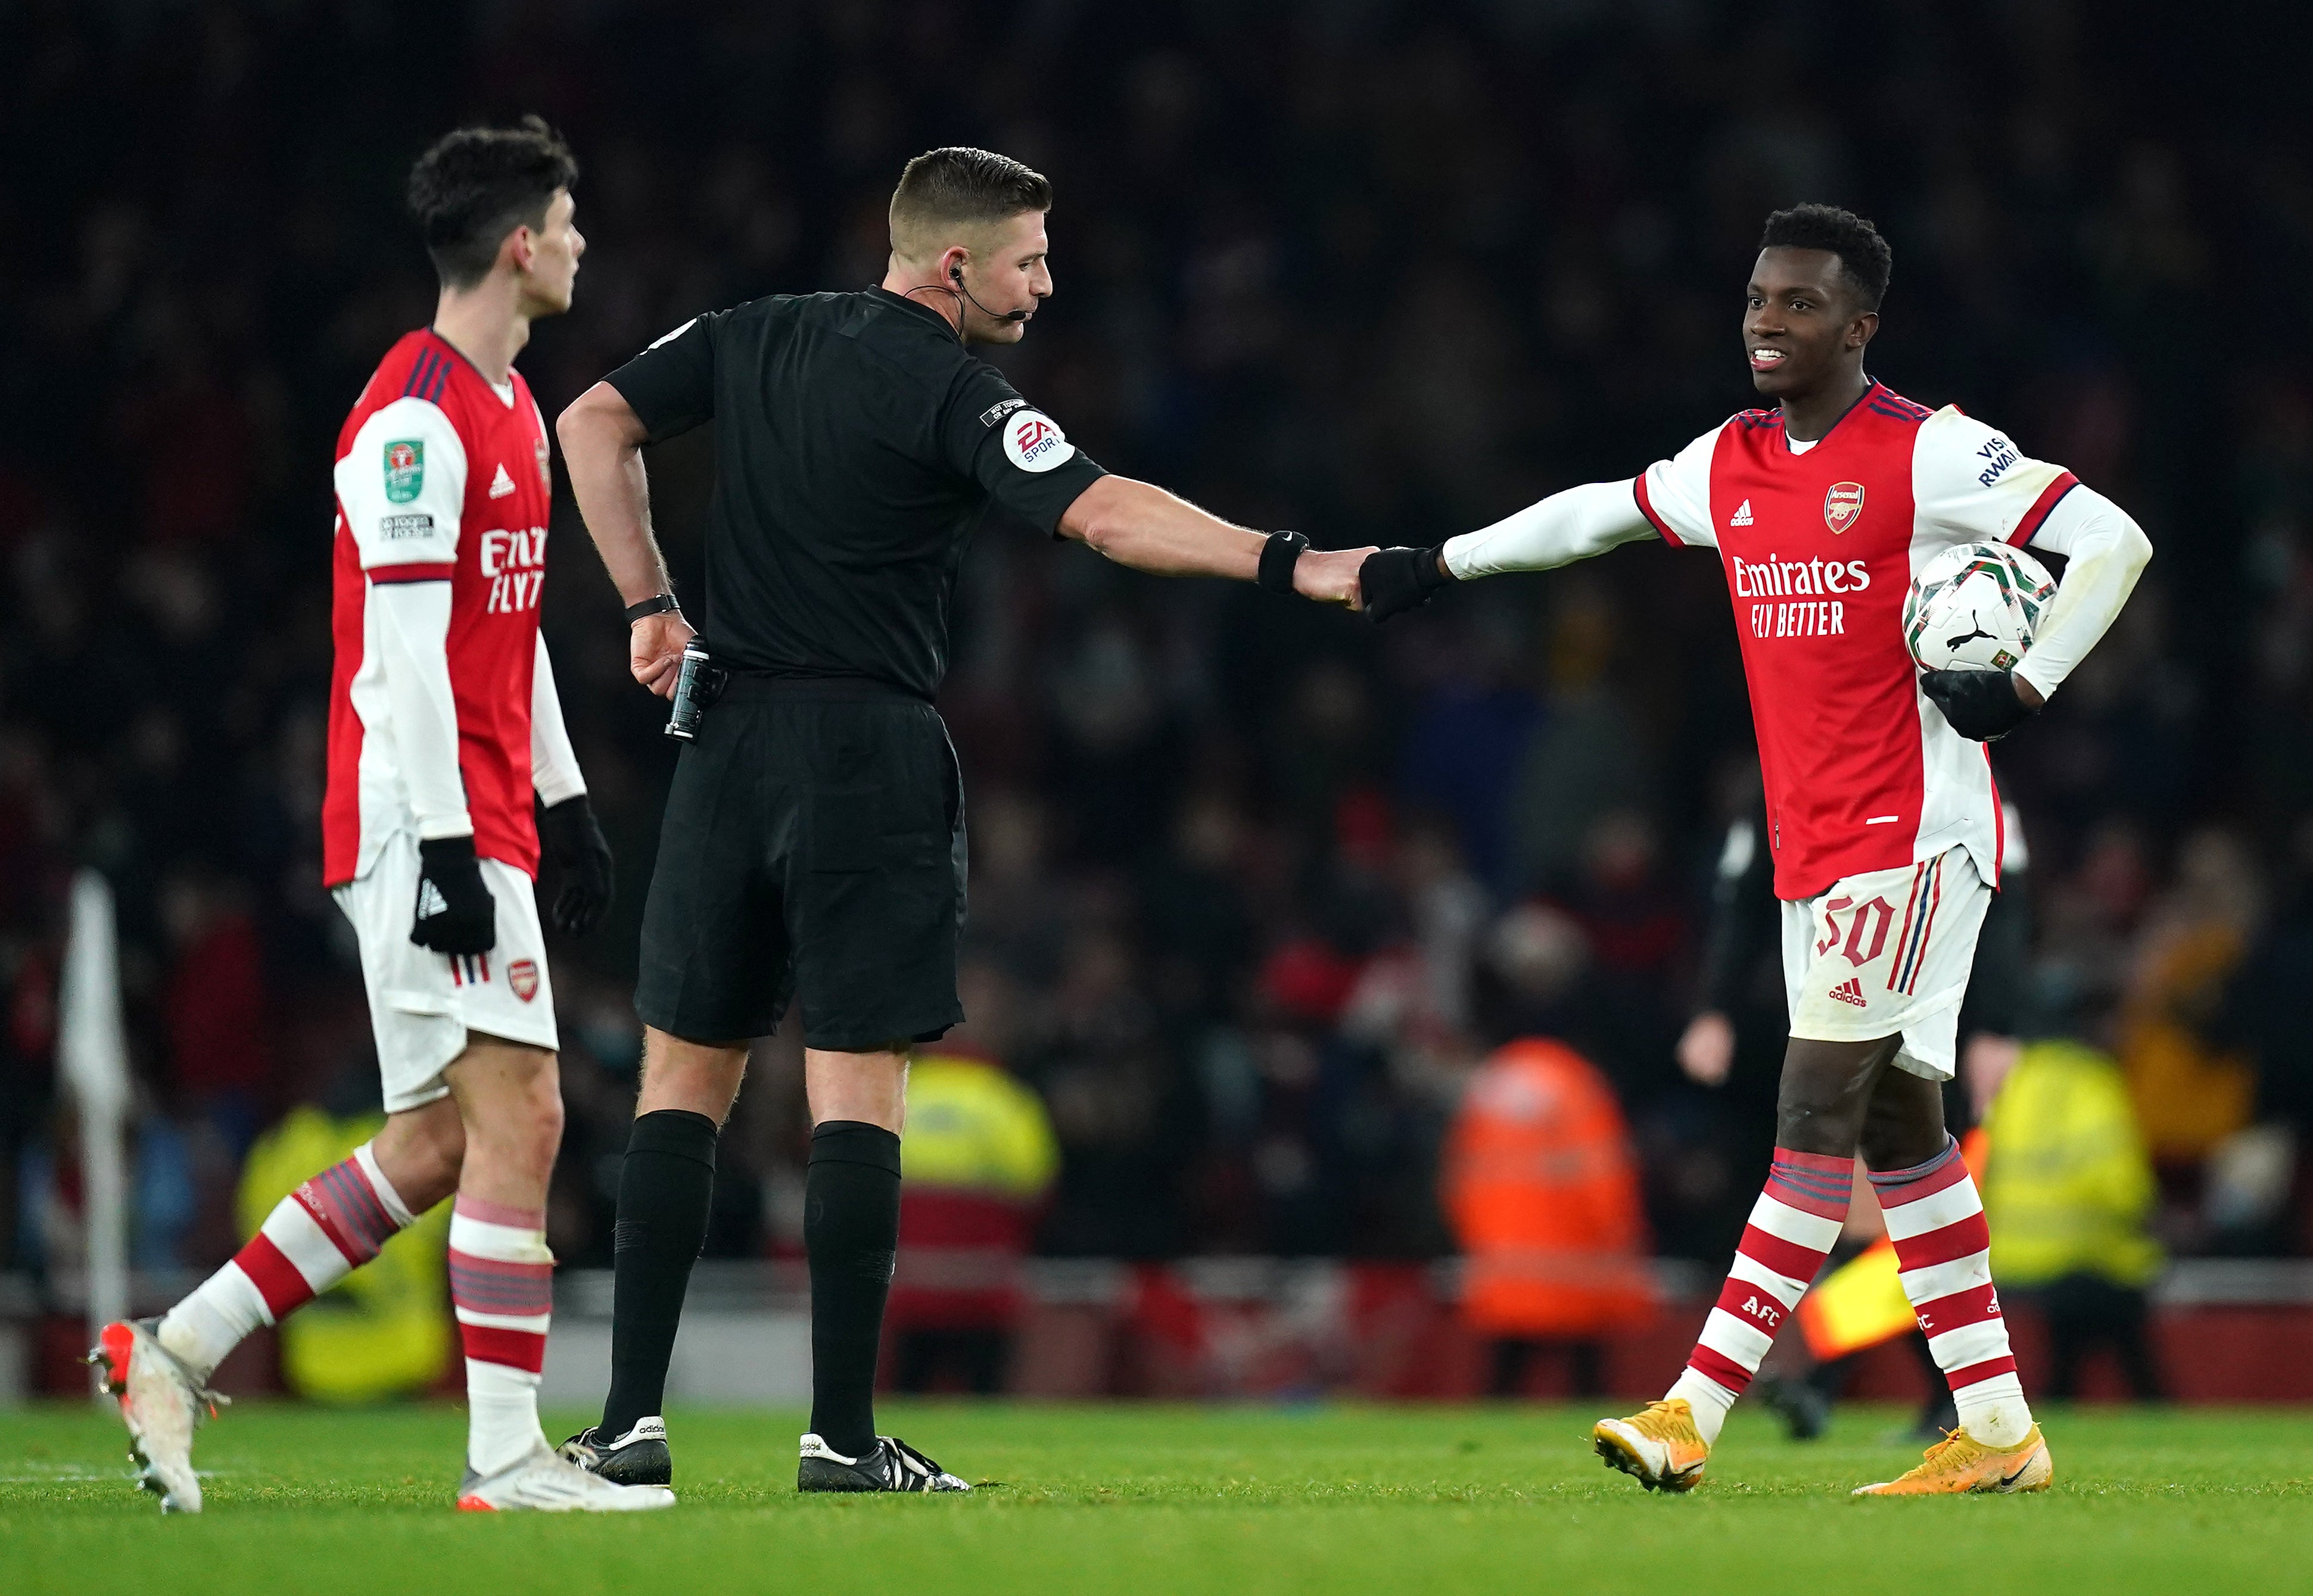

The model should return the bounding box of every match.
[488,463,517,498]
[1828,976,1867,1009]
[1729,499,1754,527]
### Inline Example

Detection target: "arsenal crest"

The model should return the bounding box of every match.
[1823,481,1864,534]
[508,958,540,1003]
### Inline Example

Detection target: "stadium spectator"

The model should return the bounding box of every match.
[1438,1038,1652,1398]
[1978,1035,2167,1401]
[886,963,1060,1395]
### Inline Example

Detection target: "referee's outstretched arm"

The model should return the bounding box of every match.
[1055,475,1371,603]
[563,382,1374,696]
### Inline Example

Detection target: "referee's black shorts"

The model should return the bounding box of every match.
[636,675,967,1052]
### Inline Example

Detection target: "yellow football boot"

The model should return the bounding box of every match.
[1851,1424,2053,1496]
[1592,1399,1710,1492]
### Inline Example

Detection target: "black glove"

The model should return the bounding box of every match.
[537,794,616,936]
[1360,545,1452,622]
[1920,669,2039,742]
[410,834,497,955]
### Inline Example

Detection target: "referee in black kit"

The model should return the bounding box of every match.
[557,147,1373,1492]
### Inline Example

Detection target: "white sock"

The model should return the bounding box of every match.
[157,1139,418,1383]
[1956,1373,2032,1448]
[1873,1139,2035,1450]
[449,1198,555,1476]
[465,1359,546,1476]
[1666,1368,1736,1447]
[157,1272,270,1383]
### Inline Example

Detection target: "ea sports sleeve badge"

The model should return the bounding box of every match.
[1000,410,1074,473]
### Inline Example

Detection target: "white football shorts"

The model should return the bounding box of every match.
[1779,845,1991,1082]
[332,828,559,1114]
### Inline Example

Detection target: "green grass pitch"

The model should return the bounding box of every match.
[4,1402,2307,1594]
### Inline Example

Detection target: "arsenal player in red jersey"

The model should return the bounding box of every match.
[94,120,671,1515]
[1362,205,2152,1495]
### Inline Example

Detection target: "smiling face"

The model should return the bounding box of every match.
[1744,246,1875,401]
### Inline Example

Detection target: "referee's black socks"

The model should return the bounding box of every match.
[805,1120,903,1458]
[600,1108,719,1442]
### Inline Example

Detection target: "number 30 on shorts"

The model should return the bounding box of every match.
[1814,894,1897,967]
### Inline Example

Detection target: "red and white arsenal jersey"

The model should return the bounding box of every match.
[1633,383,2079,901]
[323,329,555,887]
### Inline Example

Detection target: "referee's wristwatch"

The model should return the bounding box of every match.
[625,593,681,624]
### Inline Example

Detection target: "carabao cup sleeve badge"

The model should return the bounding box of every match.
[1823,480,1864,534]
[384,439,425,504]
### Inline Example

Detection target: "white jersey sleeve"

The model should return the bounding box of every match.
[336,396,471,839]
[370,581,471,840]
[530,634,587,806]
[333,397,466,571]
[2010,484,2153,702]
[1911,407,2077,549]
[1633,425,1722,550]
[1441,480,1655,579]
[1913,407,2152,702]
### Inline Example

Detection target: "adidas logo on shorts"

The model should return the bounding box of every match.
[1828,976,1867,1008]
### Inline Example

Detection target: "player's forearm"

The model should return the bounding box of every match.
[371,581,472,838]
[1057,476,1266,580]
[530,634,587,806]
[1442,479,1655,579]
[558,382,676,608]
[2015,487,2152,701]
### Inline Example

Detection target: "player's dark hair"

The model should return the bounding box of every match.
[407,116,578,291]
[889,146,1052,258]
[1760,204,1892,311]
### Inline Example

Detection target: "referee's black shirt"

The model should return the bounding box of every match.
[605,286,1107,699]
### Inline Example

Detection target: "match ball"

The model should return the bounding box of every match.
[1903,540,2057,672]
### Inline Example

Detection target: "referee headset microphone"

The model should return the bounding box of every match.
[948,258,1031,324]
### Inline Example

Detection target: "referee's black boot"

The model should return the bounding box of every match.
[798,1432,970,1492]
[559,1417,673,1486]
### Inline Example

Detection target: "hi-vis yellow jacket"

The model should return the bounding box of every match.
[888,1053,1059,1329]
[1981,1038,2163,1290]
[901,1053,1059,1199]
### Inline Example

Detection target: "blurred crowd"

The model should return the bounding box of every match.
[4,0,2310,1302]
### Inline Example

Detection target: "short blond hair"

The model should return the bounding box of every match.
[888,146,1051,262]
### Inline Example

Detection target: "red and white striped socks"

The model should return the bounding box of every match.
[1666,1147,1851,1444]
[1872,1136,2034,1446]
[158,1142,415,1381]
[449,1195,555,1475]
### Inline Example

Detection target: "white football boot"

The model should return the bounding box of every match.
[456,1440,677,1511]
[89,1318,220,1514]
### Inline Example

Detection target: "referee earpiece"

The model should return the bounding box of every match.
[947,258,1031,324]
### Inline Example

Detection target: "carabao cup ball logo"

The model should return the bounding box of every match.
[1823,480,1864,534]
[384,439,425,504]
[1002,410,1075,473]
